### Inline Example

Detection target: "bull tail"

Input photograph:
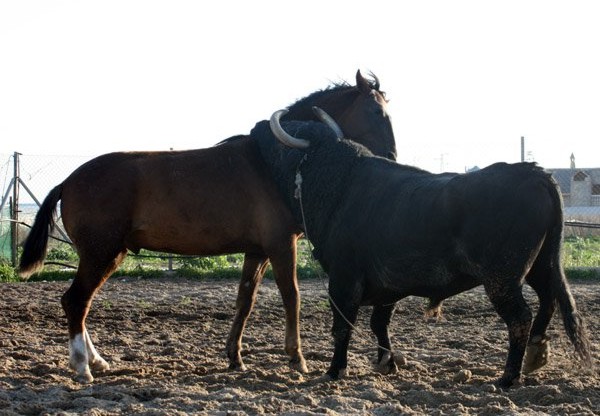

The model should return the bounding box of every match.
[18,184,63,279]
[545,176,593,367]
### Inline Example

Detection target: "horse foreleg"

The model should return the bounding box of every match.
[270,246,308,373]
[226,253,269,371]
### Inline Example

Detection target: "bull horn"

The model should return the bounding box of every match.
[269,109,310,149]
[312,106,344,139]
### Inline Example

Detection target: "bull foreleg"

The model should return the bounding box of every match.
[370,303,397,375]
[326,284,362,380]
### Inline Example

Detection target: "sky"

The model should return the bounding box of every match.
[1,0,599,175]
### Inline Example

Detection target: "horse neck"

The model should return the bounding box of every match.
[285,87,356,121]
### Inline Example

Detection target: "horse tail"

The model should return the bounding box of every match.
[18,184,63,279]
[545,175,593,367]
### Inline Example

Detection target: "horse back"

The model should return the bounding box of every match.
[60,137,297,255]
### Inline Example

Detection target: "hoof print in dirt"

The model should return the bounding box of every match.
[453,369,472,383]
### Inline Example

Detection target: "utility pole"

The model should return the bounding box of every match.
[520,136,525,162]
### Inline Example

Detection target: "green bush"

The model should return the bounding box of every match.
[0,260,18,282]
[563,236,600,268]
[46,244,79,262]
[3,236,598,283]
[178,255,230,271]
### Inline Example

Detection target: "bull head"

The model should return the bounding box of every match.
[269,107,343,149]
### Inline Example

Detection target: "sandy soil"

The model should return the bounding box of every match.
[0,276,598,415]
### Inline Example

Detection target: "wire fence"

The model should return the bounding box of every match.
[2,152,600,269]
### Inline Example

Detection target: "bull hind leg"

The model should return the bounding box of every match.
[484,281,533,388]
[370,303,397,374]
[522,263,556,374]
[61,249,127,383]
[226,253,270,371]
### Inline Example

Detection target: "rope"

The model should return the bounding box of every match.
[294,157,393,355]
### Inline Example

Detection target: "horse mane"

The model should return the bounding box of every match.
[213,72,385,146]
[285,72,385,118]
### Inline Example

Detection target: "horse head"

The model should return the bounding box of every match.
[284,70,396,161]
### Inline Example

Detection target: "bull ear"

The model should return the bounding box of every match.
[356,69,372,94]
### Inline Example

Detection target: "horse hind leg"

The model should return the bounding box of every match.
[226,253,270,371]
[62,249,126,383]
[269,246,308,373]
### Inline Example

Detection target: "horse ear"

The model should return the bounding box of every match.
[356,70,372,94]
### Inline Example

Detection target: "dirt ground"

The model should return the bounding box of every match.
[0,276,598,415]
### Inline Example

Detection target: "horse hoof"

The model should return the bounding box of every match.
[228,361,247,372]
[90,358,110,372]
[73,370,94,384]
[289,357,309,374]
[523,338,549,374]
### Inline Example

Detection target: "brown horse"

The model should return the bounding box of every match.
[19,70,396,383]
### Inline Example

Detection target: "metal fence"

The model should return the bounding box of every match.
[2,152,600,268]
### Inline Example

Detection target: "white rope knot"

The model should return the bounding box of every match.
[294,154,307,200]
[294,171,303,200]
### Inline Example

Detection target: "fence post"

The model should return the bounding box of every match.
[11,152,21,266]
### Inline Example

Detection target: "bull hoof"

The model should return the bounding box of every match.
[523,337,549,374]
[373,352,398,375]
[289,356,309,374]
[424,306,443,320]
[495,374,522,389]
[325,368,346,380]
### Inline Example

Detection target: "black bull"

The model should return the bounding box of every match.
[254,111,593,388]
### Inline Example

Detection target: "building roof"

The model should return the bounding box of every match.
[545,168,600,194]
